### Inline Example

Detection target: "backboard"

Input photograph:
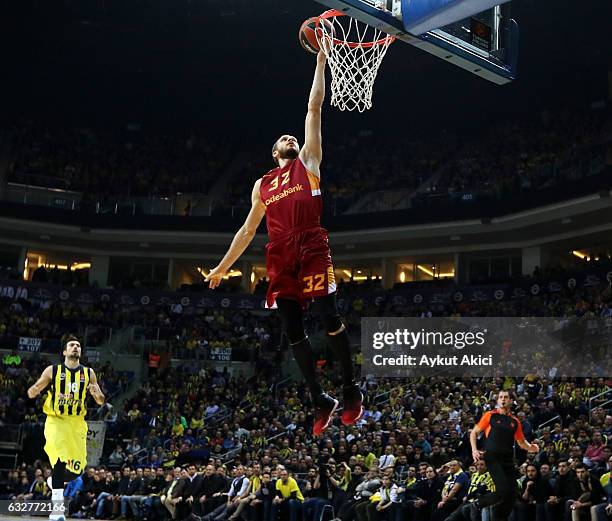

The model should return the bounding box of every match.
[314,0,518,84]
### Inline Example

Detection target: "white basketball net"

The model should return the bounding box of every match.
[317,10,394,112]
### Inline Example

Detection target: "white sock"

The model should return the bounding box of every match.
[51,488,65,516]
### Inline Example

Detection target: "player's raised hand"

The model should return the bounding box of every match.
[205,266,227,289]
[317,49,328,65]
[318,36,331,58]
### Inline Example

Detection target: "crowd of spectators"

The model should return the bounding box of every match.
[4,109,612,219]
[31,264,90,288]
[0,290,279,351]
[217,133,441,218]
[0,265,610,520]
[26,263,244,293]
[2,255,612,362]
[424,109,612,203]
[1,370,611,521]
[205,108,612,218]
[7,122,230,199]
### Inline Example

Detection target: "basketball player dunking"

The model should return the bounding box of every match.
[206,48,363,435]
[27,334,105,521]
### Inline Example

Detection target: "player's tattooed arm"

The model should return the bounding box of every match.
[88,369,106,405]
[27,365,53,399]
[301,50,326,177]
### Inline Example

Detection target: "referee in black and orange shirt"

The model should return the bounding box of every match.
[470,390,539,521]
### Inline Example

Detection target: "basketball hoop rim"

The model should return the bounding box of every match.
[316,9,395,49]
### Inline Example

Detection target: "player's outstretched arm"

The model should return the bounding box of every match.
[88,369,106,405]
[300,50,326,176]
[206,180,266,289]
[27,365,53,399]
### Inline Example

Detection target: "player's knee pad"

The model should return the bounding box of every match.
[276,298,306,344]
[314,293,344,334]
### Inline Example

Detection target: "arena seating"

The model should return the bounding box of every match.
[6,108,612,220]
[0,267,610,521]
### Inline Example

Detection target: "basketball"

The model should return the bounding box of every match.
[299,16,334,54]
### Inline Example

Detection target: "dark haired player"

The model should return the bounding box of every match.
[27,334,105,521]
[470,390,539,520]
[206,48,362,435]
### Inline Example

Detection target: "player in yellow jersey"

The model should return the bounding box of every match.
[27,334,106,520]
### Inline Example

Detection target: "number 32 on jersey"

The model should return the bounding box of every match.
[303,274,325,293]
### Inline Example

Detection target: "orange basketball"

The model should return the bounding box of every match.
[299,16,334,54]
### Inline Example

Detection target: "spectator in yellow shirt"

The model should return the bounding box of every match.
[190,415,204,430]
[272,469,303,521]
[172,418,185,437]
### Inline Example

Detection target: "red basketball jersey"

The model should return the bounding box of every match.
[259,158,322,240]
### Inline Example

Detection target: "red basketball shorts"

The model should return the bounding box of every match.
[265,226,336,309]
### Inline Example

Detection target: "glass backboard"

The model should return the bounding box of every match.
[315,0,518,84]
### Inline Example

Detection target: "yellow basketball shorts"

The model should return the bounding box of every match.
[44,415,88,475]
